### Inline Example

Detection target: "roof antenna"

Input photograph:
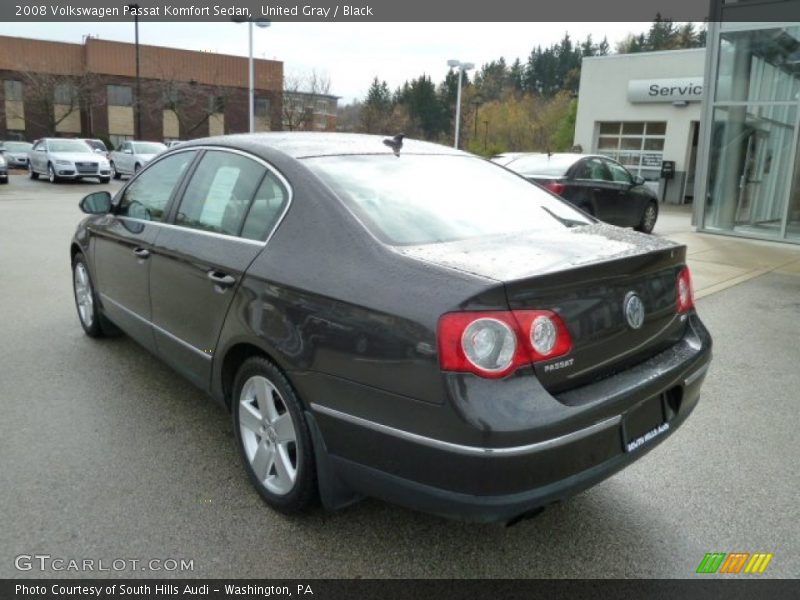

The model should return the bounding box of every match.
[547,148,552,158]
[383,133,405,157]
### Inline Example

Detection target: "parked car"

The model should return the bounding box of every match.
[28,138,111,183]
[70,133,711,523]
[0,140,33,169]
[165,140,185,148]
[109,140,167,179]
[80,138,110,158]
[0,152,7,183]
[502,153,660,234]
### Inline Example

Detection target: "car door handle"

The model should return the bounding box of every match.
[132,247,150,259]
[207,271,236,286]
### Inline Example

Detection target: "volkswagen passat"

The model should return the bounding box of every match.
[29,138,111,183]
[70,133,711,523]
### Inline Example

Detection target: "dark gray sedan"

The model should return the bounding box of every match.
[502,153,660,234]
[70,134,711,523]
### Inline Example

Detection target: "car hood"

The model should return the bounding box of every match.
[395,223,681,282]
[49,152,105,162]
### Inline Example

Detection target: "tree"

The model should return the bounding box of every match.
[396,75,446,140]
[0,71,101,137]
[361,77,393,133]
[283,69,332,132]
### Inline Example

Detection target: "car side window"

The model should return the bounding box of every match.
[604,160,633,184]
[577,158,612,182]
[118,151,197,221]
[175,151,265,237]
[240,172,289,241]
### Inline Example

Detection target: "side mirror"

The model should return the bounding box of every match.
[633,175,646,186]
[79,191,112,215]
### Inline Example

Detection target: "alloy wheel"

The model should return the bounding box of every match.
[238,375,299,496]
[48,164,56,183]
[73,262,94,328]
[643,204,657,232]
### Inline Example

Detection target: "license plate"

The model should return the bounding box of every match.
[622,395,669,453]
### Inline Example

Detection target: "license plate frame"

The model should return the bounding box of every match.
[622,394,670,453]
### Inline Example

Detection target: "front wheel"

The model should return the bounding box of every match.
[232,357,317,514]
[29,164,39,180]
[134,163,141,174]
[99,177,110,184]
[111,162,121,180]
[48,163,59,184]
[636,201,658,234]
[72,253,103,337]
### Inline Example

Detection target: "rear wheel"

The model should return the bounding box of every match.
[636,201,658,234]
[232,357,317,514]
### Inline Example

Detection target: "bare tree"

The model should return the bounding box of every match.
[151,65,236,138]
[283,70,332,132]
[1,71,101,136]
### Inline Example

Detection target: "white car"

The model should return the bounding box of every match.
[28,138,112,183]
[109,141,167,179]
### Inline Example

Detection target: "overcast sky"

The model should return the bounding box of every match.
[5,22,652,103]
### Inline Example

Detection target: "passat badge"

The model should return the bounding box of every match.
[624,292,645,329]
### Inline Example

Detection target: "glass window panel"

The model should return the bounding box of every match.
[703,104,796,238]
[644,138,665,151]
[119,151,197,221]
[176,151,265,236]
[597,136,619,150]
[716,27,800,103]
[645,122,667,135]
[622,122,645,135]
[620,137,643,150]
[598,122,620,135]
[241,173,289,241]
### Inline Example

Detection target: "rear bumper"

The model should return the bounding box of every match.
[307,313,712,522]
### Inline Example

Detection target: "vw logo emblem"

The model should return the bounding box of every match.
[624,292,645,330]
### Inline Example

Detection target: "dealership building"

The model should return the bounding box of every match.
[577,6,800,245]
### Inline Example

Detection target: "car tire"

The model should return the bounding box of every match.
[71,253,105,337]
[100,177,110,184]
[134,163,141,174]
[0,177,7,184]
[48,163,59,184]
[232,356,317,514]
[636,201,658,234]
[29,164,39,180]
[111,162,121,180]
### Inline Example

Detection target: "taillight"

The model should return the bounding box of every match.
[437,310,572,378]
[544,181,566,196]
[676,266,694,313]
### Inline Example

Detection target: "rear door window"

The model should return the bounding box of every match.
[118,151,197,221]
[576,158,612,182]
[174,150,265,236]
[240,172,289,241]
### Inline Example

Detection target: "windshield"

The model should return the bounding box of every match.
[4,142,32,152]
[84,140,107,152]
[304,154,592,246]
[49,140,93,153]
[506,154,576,177]
[133,142,166,154]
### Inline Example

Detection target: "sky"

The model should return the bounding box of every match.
[2,22,652,103]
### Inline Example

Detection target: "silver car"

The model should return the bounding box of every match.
[1,141,33,169]
[28,138,112,183]
[109,140,166,179]
[0,152,7,183]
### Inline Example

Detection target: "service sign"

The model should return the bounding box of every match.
[627,77,704,103]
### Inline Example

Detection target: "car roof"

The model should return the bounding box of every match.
[180,132,465,159]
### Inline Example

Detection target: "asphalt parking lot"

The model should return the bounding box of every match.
[1,172,799,578]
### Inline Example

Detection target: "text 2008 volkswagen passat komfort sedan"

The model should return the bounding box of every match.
[70,133,712,523]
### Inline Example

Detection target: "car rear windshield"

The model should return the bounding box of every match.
[303,154,591,246]
[506,154,575,176]
[133,142,166,154]
[49,140,93,153]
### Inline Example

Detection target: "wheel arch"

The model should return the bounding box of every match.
[218,340,296,412]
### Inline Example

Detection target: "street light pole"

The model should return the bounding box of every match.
[235,18,270,134]
[447,59,474,149]
[128,4,142,139]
